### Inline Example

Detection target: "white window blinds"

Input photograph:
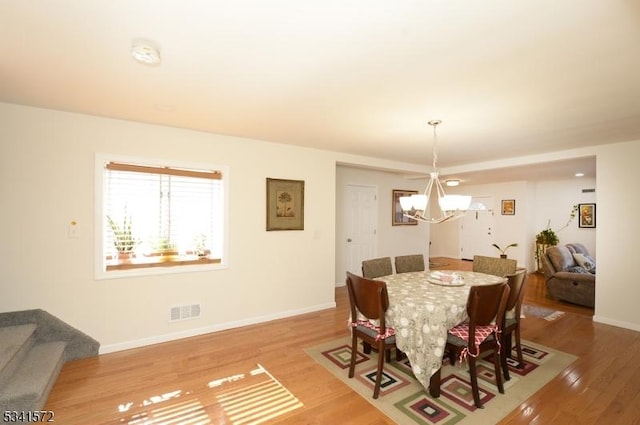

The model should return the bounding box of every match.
[101,161,225,273]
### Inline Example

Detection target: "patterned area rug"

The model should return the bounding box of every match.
[306,337,576,425]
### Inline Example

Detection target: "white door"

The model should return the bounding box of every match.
[460,197,495,260]
[344,185,378,275]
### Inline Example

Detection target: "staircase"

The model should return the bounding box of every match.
[0,310,99,414]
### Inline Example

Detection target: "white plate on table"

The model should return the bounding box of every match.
[427,277,465,287]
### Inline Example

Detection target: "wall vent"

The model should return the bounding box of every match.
[582,188,595,193]
[169,304,201,322]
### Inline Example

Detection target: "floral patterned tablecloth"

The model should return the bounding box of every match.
[377,270,506,390]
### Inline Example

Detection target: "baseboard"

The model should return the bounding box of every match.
[100,301,336,354]
[593,314,640,332]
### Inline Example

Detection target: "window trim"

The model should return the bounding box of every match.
[94,153,229,280]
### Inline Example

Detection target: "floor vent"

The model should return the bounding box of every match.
[169,304,201,322]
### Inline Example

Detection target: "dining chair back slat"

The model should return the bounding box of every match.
[435,282,510,408]
[395,254,426,273]
[472,255,517,277]
[362,257,393,278]
[346,271,399,399]
[501,269,528,380]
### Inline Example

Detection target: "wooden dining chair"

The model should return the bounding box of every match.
[394,254,425,273]
[346,271,399,399]
[501,269,528,380]
[361,257,393,279]
[439,282,510,408]
[472,255,517,277]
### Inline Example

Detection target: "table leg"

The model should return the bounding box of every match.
[429,368,441,397]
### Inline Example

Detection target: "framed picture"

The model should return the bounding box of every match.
[392,189,418,226]
[501,199,516,215]
[578,203,596,228]
[266,178,305,231]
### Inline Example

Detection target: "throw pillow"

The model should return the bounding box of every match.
[566,265,588,274]
[573,253,596,272]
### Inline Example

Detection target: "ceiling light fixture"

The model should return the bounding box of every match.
[399,120,472,224]
[131,40,161,66]
[445,179,460,187]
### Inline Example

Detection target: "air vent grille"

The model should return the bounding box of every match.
[169,304,201,322]
[582,188,595,193]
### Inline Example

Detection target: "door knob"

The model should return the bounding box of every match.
[347,238,352,242]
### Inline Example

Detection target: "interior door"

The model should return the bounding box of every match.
[460,197,495,260]
[344,184,378,275]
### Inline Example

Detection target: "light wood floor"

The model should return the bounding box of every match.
[46,258,640,424]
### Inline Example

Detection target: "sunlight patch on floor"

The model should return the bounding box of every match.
[211,364,303,425]
[115,364,301,425]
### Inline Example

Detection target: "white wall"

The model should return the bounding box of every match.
[2,102,639,348]
[533,178,597,257]
[430,178,597,272]
[335,166,429,285]
[593,140,640,331]
[431,181,530,268]
[0,103,339,352]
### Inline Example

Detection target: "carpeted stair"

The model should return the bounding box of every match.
[0,310,99,414]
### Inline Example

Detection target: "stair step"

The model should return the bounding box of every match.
[0,341,67,412]
[0,324,37,383]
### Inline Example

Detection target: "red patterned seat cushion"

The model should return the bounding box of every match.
[448,323,499,362]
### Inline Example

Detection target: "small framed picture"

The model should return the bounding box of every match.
[501,199,515,215]
[392,189,418,225]
[266,178,305,231]
[578,203,596,228]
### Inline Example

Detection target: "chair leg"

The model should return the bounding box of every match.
[363,341,372,354]
[448,349,456,366]
[468,358,483,408]
[493,347,504,394]
[429,368,441,398]
[514,327,524,368]
[373,342,386,399]
[501,334,511,381]
[348,334,358,378]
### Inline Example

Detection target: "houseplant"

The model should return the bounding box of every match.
[492,243,518,259]
[535,205,578,270]
[107,211,139,259]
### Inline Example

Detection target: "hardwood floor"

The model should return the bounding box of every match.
[46,258,640,424]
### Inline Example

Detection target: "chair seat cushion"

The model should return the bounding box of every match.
[353,320,396,342]
[447,323,498,360]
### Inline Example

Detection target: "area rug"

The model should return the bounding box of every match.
[305,337,576,425]
[522,304,566,321]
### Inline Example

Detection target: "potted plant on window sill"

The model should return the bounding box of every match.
[491,243,518,259]
[107,213,139,262]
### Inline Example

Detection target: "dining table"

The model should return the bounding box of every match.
[375,270,506,394]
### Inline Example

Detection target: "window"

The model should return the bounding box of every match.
[95,155,228,278]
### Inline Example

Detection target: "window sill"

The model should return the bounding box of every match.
[106,255,221,271]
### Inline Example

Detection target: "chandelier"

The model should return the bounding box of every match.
[399,120,472,223]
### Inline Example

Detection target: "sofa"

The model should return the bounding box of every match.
[540,243,595,308]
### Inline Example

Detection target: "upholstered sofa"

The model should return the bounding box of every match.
[540,243,595,308]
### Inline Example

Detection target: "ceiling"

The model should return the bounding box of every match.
[2,1,639,184]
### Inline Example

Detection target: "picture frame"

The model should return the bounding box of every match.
[392,189,418,226]
[578,203,596,228]
[266,178,305,231]
[501,199,516,215]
